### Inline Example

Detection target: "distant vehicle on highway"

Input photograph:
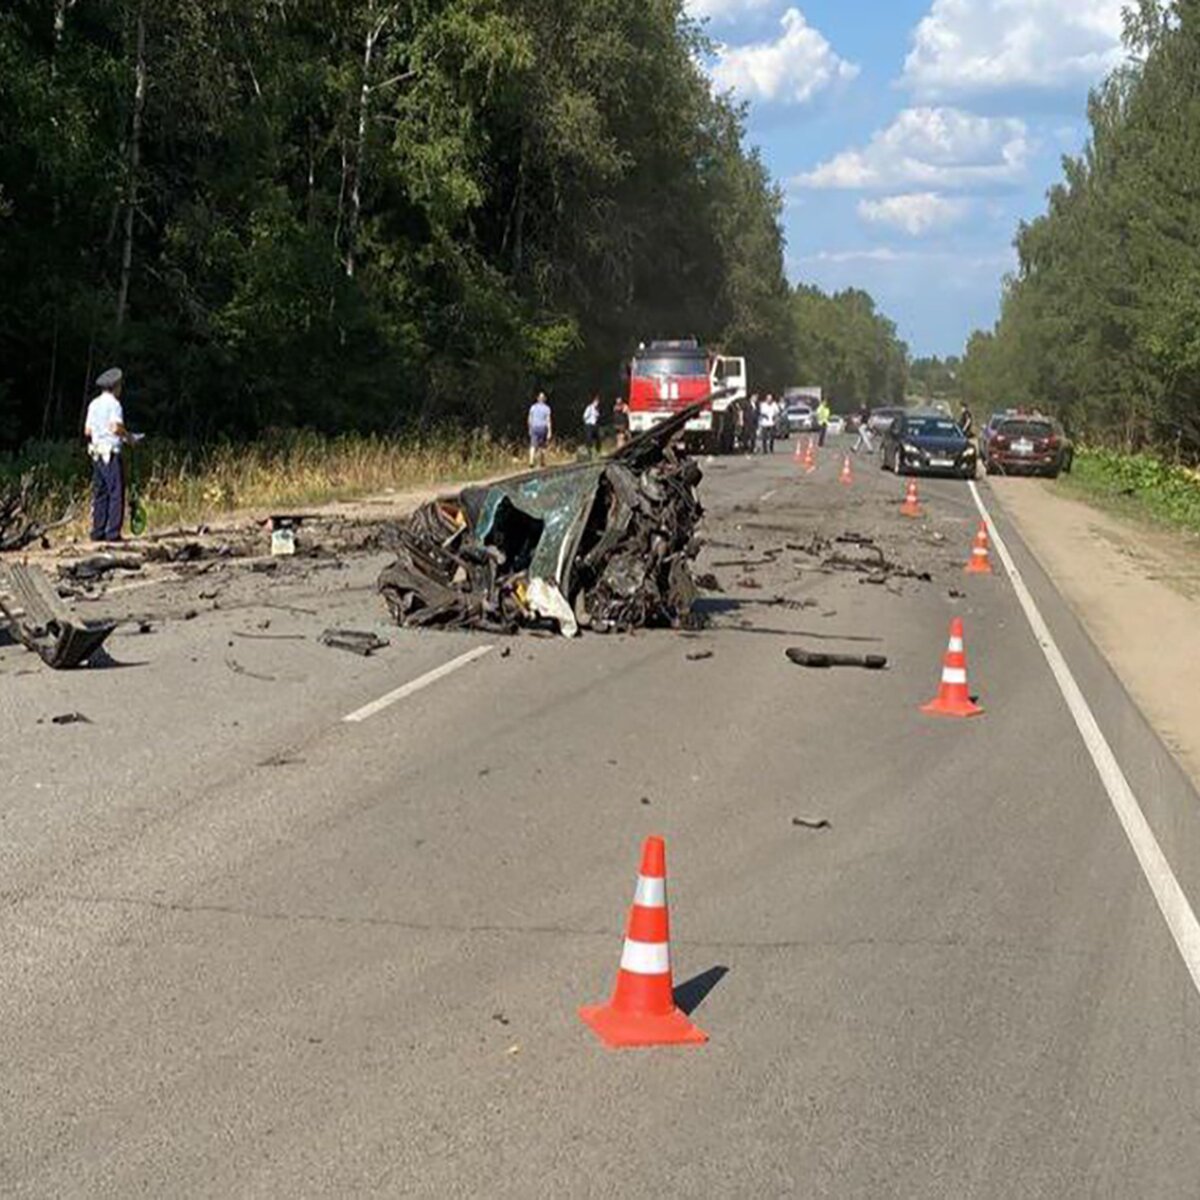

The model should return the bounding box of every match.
[868,405,906,434]
[785,400,817,434]
[881,410,977,479]
[985,416,1074,478]
[826,414,846,437]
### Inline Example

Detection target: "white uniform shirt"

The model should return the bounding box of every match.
[85,391,125,456]
[583,402,600,427]
[759,401,778,426]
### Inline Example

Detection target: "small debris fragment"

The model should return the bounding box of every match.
[693,572,724,592]
[792,817,831,831]
[685,649,714,661]
[319,629,389,657]
[51,711,91,725]
[492,1012,510,1026]
[225,658,277,682]
[640,797,652,806]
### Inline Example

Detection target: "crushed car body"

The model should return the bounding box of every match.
[377,401,713,636]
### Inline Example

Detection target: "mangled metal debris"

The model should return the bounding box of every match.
[377,403,707,636]
[0,563,116,668]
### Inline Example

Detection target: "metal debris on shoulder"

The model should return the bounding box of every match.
[0,563,116,669]
[377,401,712,637]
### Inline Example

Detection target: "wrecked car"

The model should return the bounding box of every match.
[377,402,712,636]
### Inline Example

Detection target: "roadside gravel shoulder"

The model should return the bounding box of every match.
[988,476,1200,788]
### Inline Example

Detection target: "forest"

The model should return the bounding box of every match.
[960,0,1200,461]
[0,1,911,458]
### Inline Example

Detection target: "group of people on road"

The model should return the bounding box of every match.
[526,392,634,467]
[528,390,847,466]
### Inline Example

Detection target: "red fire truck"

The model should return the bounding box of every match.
[627,339,747,454]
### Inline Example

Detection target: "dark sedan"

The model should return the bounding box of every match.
[985,417,1074,477]
[881,411,978,479]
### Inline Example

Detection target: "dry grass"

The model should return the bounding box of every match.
[6,430,572,536]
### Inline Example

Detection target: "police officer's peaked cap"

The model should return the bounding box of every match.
[95,367,123,389]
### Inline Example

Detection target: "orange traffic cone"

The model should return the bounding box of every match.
[964,521,993,575]
[839,455,854,486]
[804,439,817,473]
[900,479,921,517]
[793,438,804,464]
[580,836,707,1048]
[921,618,983,719]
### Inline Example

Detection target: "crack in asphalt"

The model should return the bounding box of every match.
[0,889,1092,959]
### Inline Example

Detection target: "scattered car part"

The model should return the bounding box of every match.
[785,647,888,670]
[0,564,117,669]
[320,629,390,657]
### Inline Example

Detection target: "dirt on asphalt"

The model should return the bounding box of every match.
[989,476,1200,788]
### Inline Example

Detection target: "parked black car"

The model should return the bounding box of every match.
[985,416,1074,477]
[881,410,978,479]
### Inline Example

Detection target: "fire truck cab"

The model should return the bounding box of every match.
[627,339,747,454]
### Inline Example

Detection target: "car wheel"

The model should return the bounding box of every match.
[1046,467,1060,480]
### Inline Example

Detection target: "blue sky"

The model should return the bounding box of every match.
[691,0,1127,356]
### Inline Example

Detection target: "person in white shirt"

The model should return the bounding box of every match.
[582,394,601,458]
[84,367,128,542]
[758,395,779,454]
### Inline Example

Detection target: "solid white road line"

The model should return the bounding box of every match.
[970,481,1200,997]
[342,645,494,724]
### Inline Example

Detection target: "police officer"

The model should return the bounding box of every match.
[84,367,128,543]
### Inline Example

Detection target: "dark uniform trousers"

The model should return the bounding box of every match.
[91,454,124,541]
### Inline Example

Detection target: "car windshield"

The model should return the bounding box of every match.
[787,402,811,413]
[907,417,961,437]
[999,420,1054,439]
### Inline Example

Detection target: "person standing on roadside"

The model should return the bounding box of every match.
[852,403,875,454]
[84,366,129,543]
[959,403,975,440]
[744,394,760,454]
[612,395,630,449]
[759,394,778,454]
[528,391,552,468]
[816,396,832,447]
[582,393,602,458]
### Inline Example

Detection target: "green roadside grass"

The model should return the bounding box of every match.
[1055,448,1200,538]
[2,429,572,537]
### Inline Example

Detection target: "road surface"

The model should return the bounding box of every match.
[3,441,1199,1197]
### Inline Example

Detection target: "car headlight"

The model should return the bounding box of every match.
[963,445,977,457]
[903,443,920,455]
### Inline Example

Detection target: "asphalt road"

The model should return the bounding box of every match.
[3,439,1200,1197]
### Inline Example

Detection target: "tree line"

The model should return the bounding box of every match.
[0,1,907,454]
[960,0,1200,460]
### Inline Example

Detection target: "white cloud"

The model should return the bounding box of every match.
[795,107,1030,190]
[858,192,970,236]
[903,0,1126,99]
[687,0,776,20]
[794,248,1014,269]
[710,8,859,105]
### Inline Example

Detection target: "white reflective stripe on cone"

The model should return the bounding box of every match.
[620,939,671,976]
[942,667,968,685]
[633,875,666,908]
[948,638,964,652]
